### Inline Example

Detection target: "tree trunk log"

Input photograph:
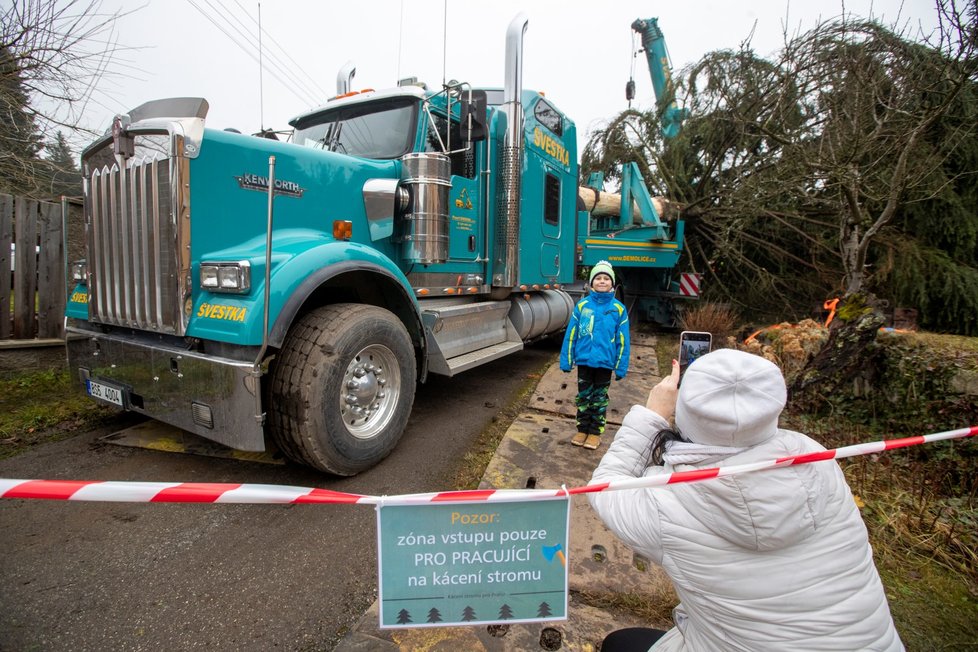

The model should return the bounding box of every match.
[577,187,675,222]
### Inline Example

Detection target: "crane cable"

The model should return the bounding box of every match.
[627,29,639,109]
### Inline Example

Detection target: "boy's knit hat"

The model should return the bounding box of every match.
[589,260,615,285]
[675,349,786,448]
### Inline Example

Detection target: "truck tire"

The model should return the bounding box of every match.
[268,303,417,475]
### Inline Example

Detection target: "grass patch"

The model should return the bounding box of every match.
[774,335,978,650]
[450,351,557,491]
[651,330,679,377]
[851,450,978,650]
[0,368,115,459]
[877,553,978,651]
[574,587,677,625]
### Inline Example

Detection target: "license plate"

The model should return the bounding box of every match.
[87,379,124,406]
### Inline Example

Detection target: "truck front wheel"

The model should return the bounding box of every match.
[268,303,417,475]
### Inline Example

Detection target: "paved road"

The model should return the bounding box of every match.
[0,343,556,652]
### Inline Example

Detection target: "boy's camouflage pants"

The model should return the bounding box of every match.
[576,365,612,435]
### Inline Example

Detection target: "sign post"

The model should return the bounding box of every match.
[376,497,570,628]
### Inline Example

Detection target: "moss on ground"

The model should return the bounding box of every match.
[0,368,115,459]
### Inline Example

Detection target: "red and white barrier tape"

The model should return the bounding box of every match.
[2,426,975,505]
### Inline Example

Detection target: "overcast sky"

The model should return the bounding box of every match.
[77,0,942,155]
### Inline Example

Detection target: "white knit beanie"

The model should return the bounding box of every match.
[589,260,615,285]
[675,349,786,448]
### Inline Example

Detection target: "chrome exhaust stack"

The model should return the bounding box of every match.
[336,61,356,95]
[491,14,527,298]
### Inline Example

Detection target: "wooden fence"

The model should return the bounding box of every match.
[0,193,82,341]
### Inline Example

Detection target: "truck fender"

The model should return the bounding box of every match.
[267,255,427,382]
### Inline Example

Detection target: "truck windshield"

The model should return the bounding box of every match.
[292,97,419,160]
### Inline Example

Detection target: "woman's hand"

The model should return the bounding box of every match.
[646,359,680,420]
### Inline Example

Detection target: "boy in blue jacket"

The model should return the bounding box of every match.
[560,260,630,450]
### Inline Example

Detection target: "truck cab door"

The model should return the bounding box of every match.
[539,164,562,278]
[521,96,576,286]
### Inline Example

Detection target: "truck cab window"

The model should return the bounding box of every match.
[292,97,419,160]
[545,172,560,225]
[426,112,474,179]
[535,99,562,136]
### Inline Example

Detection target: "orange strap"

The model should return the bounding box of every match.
[823,298,840,327]
[744,323,784,344]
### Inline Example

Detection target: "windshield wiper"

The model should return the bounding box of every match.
[328,122,344,153]
[316,123,334,150]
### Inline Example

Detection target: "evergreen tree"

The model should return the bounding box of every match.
[44,131,81,198]
[1,1,131,196]
[460,606,477,621]
[0,45,43,195]
[873,69,978,334]
[396,608,412,625]
[426,607,442,624]
[582,4,978,335]
[537,601,553,618]
[497,604,513,620]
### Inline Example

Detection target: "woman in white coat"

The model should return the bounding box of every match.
[588,349,903,651]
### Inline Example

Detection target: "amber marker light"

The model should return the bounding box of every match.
[333,220,353,240]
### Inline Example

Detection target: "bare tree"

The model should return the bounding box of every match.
[1,0,132,195]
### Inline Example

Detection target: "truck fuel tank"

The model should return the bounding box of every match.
[507,290,574,341]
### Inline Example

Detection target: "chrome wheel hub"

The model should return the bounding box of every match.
[340,344,401,440]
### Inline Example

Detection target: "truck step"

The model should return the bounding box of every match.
[440,341,524,376]
[424,300,510,338]
[423,300,518,375]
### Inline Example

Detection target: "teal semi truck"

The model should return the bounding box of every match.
[66,15,689,474]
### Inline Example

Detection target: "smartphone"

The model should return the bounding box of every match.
[678,331,713,385]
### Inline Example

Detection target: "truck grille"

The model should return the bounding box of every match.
[84,137,187,335]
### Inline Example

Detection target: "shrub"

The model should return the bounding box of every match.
[678,302,738,340]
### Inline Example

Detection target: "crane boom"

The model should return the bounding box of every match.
[631,17,685,139]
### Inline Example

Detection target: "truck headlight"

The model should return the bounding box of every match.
[71,260,88,284]
[200,261,251,293]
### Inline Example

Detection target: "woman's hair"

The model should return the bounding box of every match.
[649,428,689,466]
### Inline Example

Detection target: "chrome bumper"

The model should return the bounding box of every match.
[66,327,266,451]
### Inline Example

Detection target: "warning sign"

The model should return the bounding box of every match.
[376,497,570,628]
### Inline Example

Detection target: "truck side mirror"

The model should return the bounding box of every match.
[460,90,488,144]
